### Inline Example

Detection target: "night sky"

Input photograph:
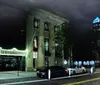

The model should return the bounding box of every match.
[0,0,100,59]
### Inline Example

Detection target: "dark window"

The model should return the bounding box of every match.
[54,26,57,32]
[44,22,49,31]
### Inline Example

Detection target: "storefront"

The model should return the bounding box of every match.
[0,47,26,71]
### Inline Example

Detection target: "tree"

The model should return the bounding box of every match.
[54,22,69,65]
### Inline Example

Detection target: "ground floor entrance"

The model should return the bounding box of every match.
[0,56,25,71]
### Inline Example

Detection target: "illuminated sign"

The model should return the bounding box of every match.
[33,36,38,51]
[93,17,100,23]
[0,47,26,56]
[34,37,37,48]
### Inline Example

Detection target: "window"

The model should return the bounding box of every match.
[44,22,49,31]
[96,24,98,26]
[34,18,39,28]
[33,36,38,51]
[54,26,57,32]
[45,38,49,52]
[44,38,50,56]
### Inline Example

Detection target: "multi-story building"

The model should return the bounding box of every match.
[26,9,69,71]
[0,9,69,72]
[91,17,100,60]
[93,17,100,31]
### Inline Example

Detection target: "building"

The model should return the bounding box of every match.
[0,47,26,71]
[91,17,100,60]
[0,9,69,72]
[26,9,69,71]
[93,17,100,31]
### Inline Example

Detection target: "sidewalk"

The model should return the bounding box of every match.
[0,68,100,80]
[0,71,37,80]
[0,71,38,84]
[0,68,99,84]
[95,68,100,72]
[86,67,100,73]
[0,68,100,79]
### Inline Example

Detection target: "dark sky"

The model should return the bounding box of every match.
[0,0,100,58]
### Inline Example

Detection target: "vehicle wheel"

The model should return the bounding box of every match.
[40,75,43,78]
[44,74,48,79]
[82,70,85,73]
[73,71,76,74]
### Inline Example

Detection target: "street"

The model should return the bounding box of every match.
[2,71,100,85]
[22,72,100,85]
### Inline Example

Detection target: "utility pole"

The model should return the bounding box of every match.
[70,44,74,66]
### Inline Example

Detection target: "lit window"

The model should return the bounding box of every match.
[45,39,49,51]
[33,36,38,51]
[44,38,49,56]
[34,37,37,48]
[33,52,37,58]
[34,18,39,28]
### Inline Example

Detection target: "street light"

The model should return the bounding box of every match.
[55,43,59,47]
[55,43,59,65]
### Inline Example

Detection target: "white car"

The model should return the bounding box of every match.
[67,66,87,75]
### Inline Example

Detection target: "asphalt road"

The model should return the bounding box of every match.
[26,73,100,85]
[3,72,100,85]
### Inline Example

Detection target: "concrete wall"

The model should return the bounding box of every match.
[26,8,69,71]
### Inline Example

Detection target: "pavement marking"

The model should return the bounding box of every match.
[52,73,89,80]
[63,77,100,85]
